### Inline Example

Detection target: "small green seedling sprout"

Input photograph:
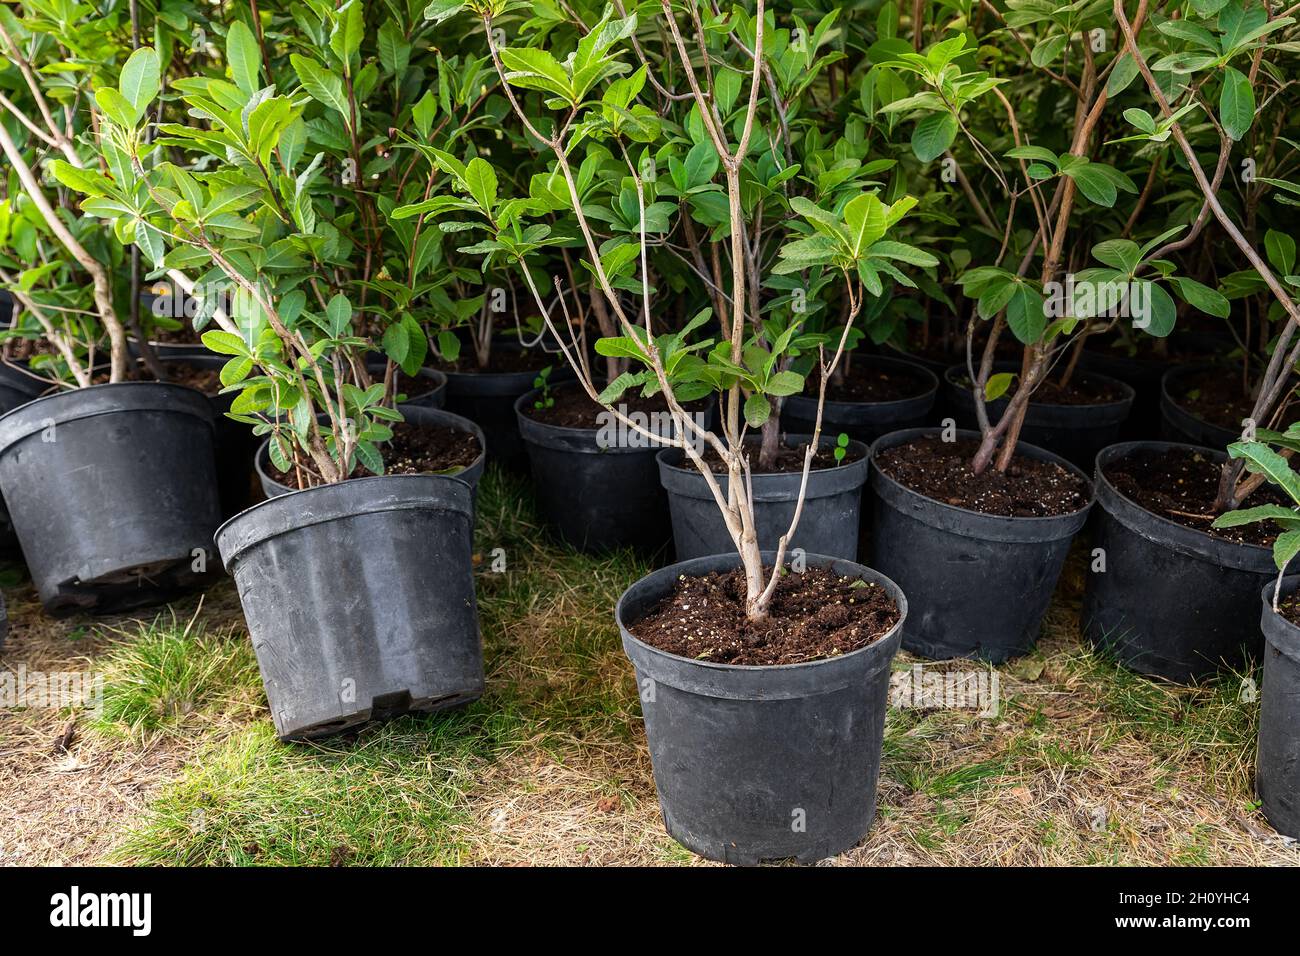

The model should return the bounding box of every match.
[533,366,554,410]
[833,433,850,465]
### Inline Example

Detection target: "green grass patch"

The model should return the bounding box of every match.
[91,612,263,741]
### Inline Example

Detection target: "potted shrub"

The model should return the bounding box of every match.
[1081,0,1300,681]
[419,1,940,562]
[425,0,923,862]
[859,3,1259,663]
[388,47,572,470]
[0,6,223,613]
[64,8,489,738]
[1195,430,1300,838]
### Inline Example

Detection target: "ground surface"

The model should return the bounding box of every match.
[1,469,1296,866]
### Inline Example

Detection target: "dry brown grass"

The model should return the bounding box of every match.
[3,473,1298,866]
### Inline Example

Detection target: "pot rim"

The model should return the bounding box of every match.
[943,362,1136,411]
[784,354,940,411]
[868,426,1095,528]
[615,550,907,680]
[0,380,216,452]
[514,381,714,450]
[215,472,474,568]
[1158,363,1249,445]
[1260,574,1300,667]
[655,432,870,499]
[1094,440,1274,570]
[363,359,449,397]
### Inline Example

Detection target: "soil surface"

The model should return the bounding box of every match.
[270,421,480,483]
[438,349,552,375]
[814,359,933,403]
[873,435,1089,517]
[697,439,863,474]
[162,361,221,395]
[1276,592,1300,628]
[1103,447,1285,546]
[1170,368,1255,430]
[951,371,1126,406]
[145,325,202,346]
[524,382,709,433]
[376,368,438,402]
[629,564,900,666]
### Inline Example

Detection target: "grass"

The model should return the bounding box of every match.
[1,466,1296,865]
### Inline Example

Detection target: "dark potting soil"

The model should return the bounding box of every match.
[699,440,864,474]
[379,368,437,401]
[1103,447,1285,547]
[1276,593,1300,628]
[271,421,481,482]
[524,382,708,431]
[147,325,202,346]
[629,565,900,666]
[952,371,1126,406]
[873,435,1089,517]
[814,359,932,403]
[1171,367,1255,430]
[163,361,221,395]
[437,349,551,375]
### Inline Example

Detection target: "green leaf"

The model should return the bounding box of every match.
[378,21,411,75]
[1169,276,1230,318]
[985,372,1014,401]
[765,370,804,397]
[1006,283,1046,344]
[120,47,160,114]
[598,372,641,404]
[1092,239,1142,274]
[423,0,464,24]
[412,90,438,139]
[227,20,261,95]
[326,294,352,337]
[1211,504,1300,528]
[95,87,140,127]
[1266,230,1297,276]
[1133,281,1177,337]
[202,330,252,356]
[1219,66,1255,142]
[842,193,887,257]
[464,158,497,214]
[330,0,365,70]
[911,112,958,163]
[744,393,772,428]
[1228,440,1300,505]
[1063,162,1117,207]
[1275,530,1300,572]
[291,54,350,124]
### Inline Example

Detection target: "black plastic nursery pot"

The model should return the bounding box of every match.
[616,551,906,864]
[215,474,483,740]
[365,359,447,409]
[868,427,1093,662]
[1258,576,1300,839]
[1081,442,1270,682]
[440,348,566,471]
[0,361,45,412]
[254,404,485,500]
[1077,331,1228,440]
[657,434,870,562]
[515,384,683,554]
[944,364,1135,469]
[780,355,939,445]
[0,363,47,555]
[1158,364,1239,453]
[0,383,222,615]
